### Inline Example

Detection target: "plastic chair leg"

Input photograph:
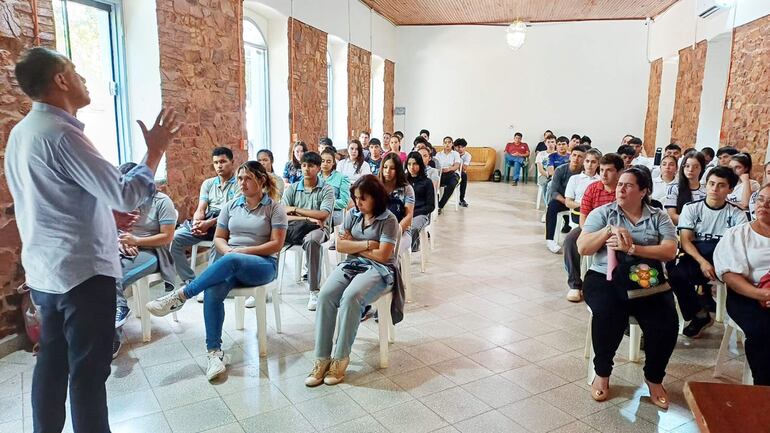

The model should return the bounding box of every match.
[629,324,642,363]
[255,288,268,357]
[272,285,282,333]
[234,296,245,330]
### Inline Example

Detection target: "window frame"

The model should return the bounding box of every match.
[54,0,132,164]
[243,17,271,156]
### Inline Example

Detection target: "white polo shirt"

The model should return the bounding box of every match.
[435,150,462,174]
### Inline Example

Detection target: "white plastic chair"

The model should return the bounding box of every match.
[712,283,753,384]
[584,307,642,385]
[190,240,215,270]
[277,244,305,293]
[554,210,573,245]
[401,246,413,302]
[715,280,727,323]
[128,272,177,342]
[229,280,281,357]
[418,225,431,273]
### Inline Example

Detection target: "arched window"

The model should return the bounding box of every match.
[327,50,333,138]
[244,19,270,157]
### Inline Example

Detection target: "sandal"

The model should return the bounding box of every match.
[591,376,610,402]
[645,380,669,410]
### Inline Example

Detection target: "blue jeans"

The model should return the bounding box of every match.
[505,154,525,181]
[31,275,115,433]
[183,253,277,351]
[171,223,215,283]
[315,265,392,359]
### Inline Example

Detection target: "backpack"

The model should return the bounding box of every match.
[19,283,41,353]
[284,220,320,248]
[493,169,502,182]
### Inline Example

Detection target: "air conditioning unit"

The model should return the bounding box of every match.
[697,0,734,19]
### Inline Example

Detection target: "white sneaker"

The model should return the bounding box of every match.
[205,350,230,381]
[307,292,319,311]
[547,240,561,254]
[146,291,186,317]
[244,296,256,308]
[540,214,546,223]
[566,289,583,303]
[196,292,204,303]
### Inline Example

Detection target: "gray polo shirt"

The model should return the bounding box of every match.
[5,102,155,294]
[281,176,335,231]
[132,192,177,238]
[583,201,678,275]
[344,209,400,281]
[199,175,241,212]
[217,194,288,257]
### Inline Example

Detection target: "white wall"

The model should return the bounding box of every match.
[696,35,732,150]
[394,21,650,158]
[649,0,770,60]
[122,0,163,175]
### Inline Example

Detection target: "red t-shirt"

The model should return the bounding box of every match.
[505,142,529,156]
[580,181,616,217]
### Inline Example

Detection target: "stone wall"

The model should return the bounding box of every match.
[383,59,395,135]
[721,13,770,179]
[347,44,371,138]
[670,41,707,148]
[288,18,327,152]
[643,58,662,154]
[0,1,55,338]
[156,0,247,220]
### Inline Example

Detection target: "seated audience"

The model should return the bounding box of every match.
[621,134,634,145]
[651,156,678,203]
[338,139,372,183]
[545,145,587,253]
[535,134,556,209]
[547,136,570,176]
[581,135,592,148]
[702,146,739,184]
[629,137,653,168]
[664,143,682,160]
[386,134,407,162]
[367,138,383,175]
[569,134,582,150]
[565,148,601,226]
[318,137,333,154]
[413,136,439,169]
[393,130,404,140]
[146,161,286,381]
[283,141,307,184]
[564,153,623,302]
[282,152,336,310]
[651,144,682,179]
[616,144,635,169]
[701,146,715,168]
[454,138,471,207]
[305,175,403,386]
[171,147,241,286]
[419,147,441,190]
[434,136,463,214]
[420,129,430,140]
[113,162,176,358]
[668,167,747,338]
[714,183,770,385]
[504,132,530,186]
[578,166,678,408]
[749,162,770,220]
[534,129,553,153]
[359,131,371,160]
[319,148,351,227]
[379,153,415,256]
[665,152,706,225]
[382,132,391,144]
[406,151,436,251]
[727,153,760,210]
[257,149,285,196]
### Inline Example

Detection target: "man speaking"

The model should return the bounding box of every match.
[5,47,181,433]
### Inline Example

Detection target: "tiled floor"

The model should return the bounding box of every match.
[0,182,749,433]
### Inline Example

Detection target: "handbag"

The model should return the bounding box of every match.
[758,271,770,309]
[611,252,670,299]
[284,220,320,248]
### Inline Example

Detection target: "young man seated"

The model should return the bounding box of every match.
[113,163,177,358]
[454,138,471,207]
[563,153,622,302]
[171,147,240,287]
[434,136,463,214]
[547,136,570,177]
[702,146,739,185]
[282,152,336,310]
[616,144,635,169]
[359,131,371,160]
[367,138,383,175]
[418,147,440,192]
[668,166,747,337]
[629,137,653,168]
[503,132,530,186]
[545,145,587,253]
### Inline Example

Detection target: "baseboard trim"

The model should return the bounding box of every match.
[0,333,26,359]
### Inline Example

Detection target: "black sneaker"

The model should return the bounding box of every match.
[112,338,122,360]
[512,181,518,186]
[115,306,131,328]
[459,200,468,207]
[683,315,714,338]
[438,208,443,215]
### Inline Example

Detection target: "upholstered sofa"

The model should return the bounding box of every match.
[465,147,497,181]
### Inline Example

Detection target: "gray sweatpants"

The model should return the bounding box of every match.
[563,227,583,291]
[408,214,431,251]
[116,251,158,340]
[170,224,214,283]
[303,228,328,292]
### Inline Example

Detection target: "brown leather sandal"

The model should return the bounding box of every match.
[645,380,669,410]
[591,377,609,402]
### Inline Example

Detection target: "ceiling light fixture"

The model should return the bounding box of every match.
[506,19,528,50]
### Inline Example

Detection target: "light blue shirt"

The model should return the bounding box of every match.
[5,102,156,294]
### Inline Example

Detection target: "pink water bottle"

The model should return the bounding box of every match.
[606,248,617,281]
